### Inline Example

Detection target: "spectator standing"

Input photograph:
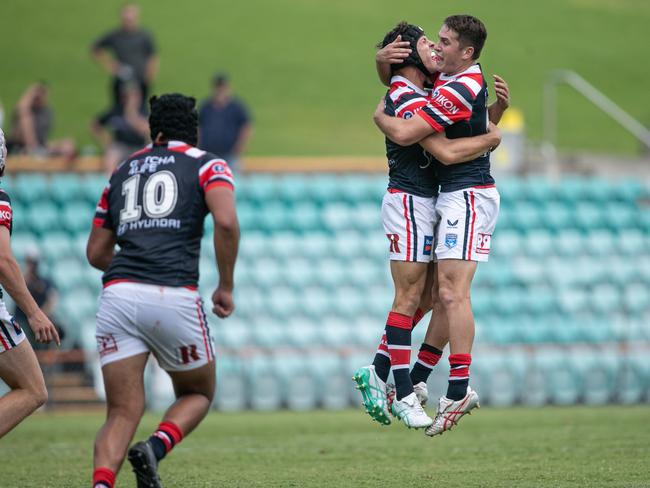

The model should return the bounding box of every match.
[199,73,252,171]
[12,247,60,351]
[91,3,158,108]
[5,82,76,161]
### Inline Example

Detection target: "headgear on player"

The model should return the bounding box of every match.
[379,22,431,76]
[0,128,7,177]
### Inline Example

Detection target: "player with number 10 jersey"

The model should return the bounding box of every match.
[88,93,239,488]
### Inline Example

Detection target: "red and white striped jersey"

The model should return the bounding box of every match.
[384,76,439,198]
[420,64,494,192]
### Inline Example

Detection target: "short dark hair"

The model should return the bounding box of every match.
[148,93,198,146]
[378,21,429,75]
[443,15,487,60]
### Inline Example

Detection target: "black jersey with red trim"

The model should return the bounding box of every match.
[419,64,494,192]
[384,76,438,198]
[0,190,12,300]
[93,140,234,287]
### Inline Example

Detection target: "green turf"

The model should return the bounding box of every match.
[3,406,650,487]
[1,0,650,155]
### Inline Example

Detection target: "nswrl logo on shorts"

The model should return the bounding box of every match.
[445,233,457,249]
[423,235,433,255]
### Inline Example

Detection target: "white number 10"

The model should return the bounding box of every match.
[119,171,178,225]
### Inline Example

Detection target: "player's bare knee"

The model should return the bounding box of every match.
[32,384,48,408]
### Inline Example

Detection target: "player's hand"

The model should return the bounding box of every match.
[376,35,411,64]
[487,122,502,151]
[27,310,60,346]
[212,286,235,318]
[373,97,387,123]
[493,74,510,110]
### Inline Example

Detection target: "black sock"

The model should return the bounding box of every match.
[410,344,443,385]
[371,330,391,383]
[148,435,167,461]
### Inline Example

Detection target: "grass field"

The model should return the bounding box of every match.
[3,406,650,487]
[1,0,650,156]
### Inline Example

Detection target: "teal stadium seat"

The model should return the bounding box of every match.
[581,351,618,404]
[52,259,86,293]
[618,352,650,404]
[512,203,542,231]
[589,284,621,314]
[10,232,38,262]
[603,202,635,230]
[236,201,258,231]
[49,174,85,205]
[575,203,603,231]
[276,174,311,204]
[291,202,321,232]
[523,230,553,258]
[622,283,649,314]
[322,203,355,232]
[13,174,49,205]
[544,202,572,230]
[313,353,349,409]
[214,356,246,411]
[247,175,279,203]
[62,201,94,234]
[80,174,108,205]
[246,355,283,410]
[617,229,644,256]
[272,354,318,410]
[301,286,332,318]
[257,202,290,232]
[26,202,60,235]
[554,230,583,257]
[40,232,73,263]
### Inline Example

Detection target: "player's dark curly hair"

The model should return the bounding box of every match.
[148,93,198,146]
[378,21,430,76]
[443,15,487,60]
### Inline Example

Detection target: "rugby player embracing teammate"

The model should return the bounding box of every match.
[0,129,60,439]
[87,94,239,488]
[373,15,508,436]
[353,22,501,429]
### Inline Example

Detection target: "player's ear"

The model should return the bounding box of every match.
[463,46,475,60]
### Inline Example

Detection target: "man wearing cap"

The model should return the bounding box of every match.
[198,73,252,172]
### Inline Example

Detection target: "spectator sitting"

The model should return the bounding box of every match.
[91,82,149,174]
[12,247,63,350]
[91,3,158,108]
[5,82,76,161]
[199,73,252,171]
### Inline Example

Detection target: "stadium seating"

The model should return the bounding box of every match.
[6,172,650,408]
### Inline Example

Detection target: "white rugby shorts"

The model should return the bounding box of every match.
[435,185,500,262]
[96,282,215,371]
[0,304,26,354]
[382,190,437,263]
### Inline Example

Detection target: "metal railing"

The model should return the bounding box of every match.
[542,70,650,177]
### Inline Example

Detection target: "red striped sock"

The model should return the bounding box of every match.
[447,353,472,400]
[386,312,414,400]
[412,307,424,329]
[410,343,443,385]
[93,467,115,488]
[371,331,391,382]
[149,421,184,460]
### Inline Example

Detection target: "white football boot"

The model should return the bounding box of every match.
[352,365,391,425]
[387,381,429,411]
[390,391,433,429]
[425,386,480,437]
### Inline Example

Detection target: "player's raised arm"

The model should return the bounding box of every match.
[488,74,510,125]
[375,35,412,86]
[373,97,437,146]
[419,123,501,165]
[203,163,239,318]
[0,227,59,345]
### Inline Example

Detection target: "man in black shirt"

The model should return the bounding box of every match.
[92,4,158,108]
